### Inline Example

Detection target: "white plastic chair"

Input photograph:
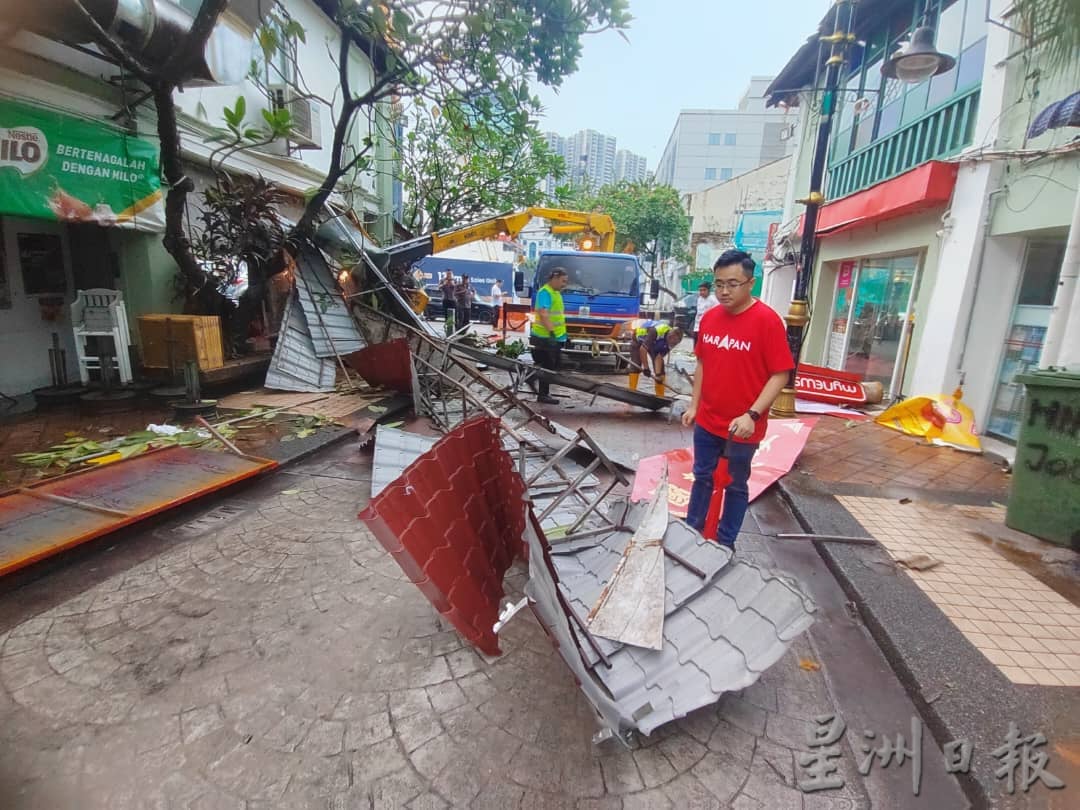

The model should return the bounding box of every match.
[71,289,133,385]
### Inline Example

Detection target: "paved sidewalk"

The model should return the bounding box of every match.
[0,435,960,809]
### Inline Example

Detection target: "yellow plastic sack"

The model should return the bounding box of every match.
[875,391,982,452]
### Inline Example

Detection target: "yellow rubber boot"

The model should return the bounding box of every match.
[628,372,640,391]
[654,381,666,398]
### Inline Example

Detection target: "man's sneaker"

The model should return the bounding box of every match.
[537,395,559,405]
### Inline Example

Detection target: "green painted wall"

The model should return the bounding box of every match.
[990,44,1080,236]
[112,230,181,347]
[803,211,943,368]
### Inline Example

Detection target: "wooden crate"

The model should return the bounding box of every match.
[138,314,224,371]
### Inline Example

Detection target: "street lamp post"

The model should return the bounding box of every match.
[771,0,858,417]
[771,0,955,417]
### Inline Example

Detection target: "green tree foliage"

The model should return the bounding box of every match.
[297,0,632,234]
[560,181,690,265]
[1013,0,1080,77]
[400,99,565,233]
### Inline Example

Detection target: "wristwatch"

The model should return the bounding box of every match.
[746,408,761,422]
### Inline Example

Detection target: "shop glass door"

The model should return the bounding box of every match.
[986,239,1065,441]
[827,254,919,396]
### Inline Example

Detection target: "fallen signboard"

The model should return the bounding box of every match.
[796,363,882,407]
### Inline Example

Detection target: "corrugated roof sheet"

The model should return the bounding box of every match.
[294,247,366,358]
[371,425,439,498]
[265,294,337,393]
[360,417,528,656]
[533,502,817,736]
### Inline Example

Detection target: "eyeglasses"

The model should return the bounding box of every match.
[713,278,752,291]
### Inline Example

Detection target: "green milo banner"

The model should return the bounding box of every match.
[0,97,164,232]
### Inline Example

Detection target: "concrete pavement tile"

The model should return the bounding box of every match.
[718,694,767,736]
[691,751,750,803]
[181,704,225,744]
[407,731,458,780]
[299,718,346,757]
[395,712,444,753]
[560,756,606,798]
[632,745,679,788]
[661,772,723,809]
[656,733,708,772]
[425,681,468,713]
[510,742,565,792]
[738,679,779,713]
[622,788,674,810]
[471,780,526,809]
[431,756,483,806]
[706,718,757,770]
[352,738,409,782]
[389,688,433,721]
[599,751,645,794]
[407,792,449,810]
[577,797,623,810]
[730,795,765,810]
[369,768,426,807]
[765,713,816,750]
[675,705,721,744]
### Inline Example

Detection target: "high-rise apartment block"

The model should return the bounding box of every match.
[615,149,648,183]
[540,129,647,197]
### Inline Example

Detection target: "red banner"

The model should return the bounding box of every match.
[631,417,818,518]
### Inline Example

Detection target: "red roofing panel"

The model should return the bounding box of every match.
[798,160,959,239]
[345,338,413,393]
[359,417,528,655]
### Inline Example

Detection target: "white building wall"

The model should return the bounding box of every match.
[174,0,377,203]
[656,78,797,195]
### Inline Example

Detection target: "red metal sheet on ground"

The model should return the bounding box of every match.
[359,416,527,656]
[345,339,413,394]
[0,446,277,576]
[631,418,818,517]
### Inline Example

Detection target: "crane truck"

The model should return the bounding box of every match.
[381,207,646,361]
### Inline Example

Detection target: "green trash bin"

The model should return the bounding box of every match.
[1007,370,1080,549]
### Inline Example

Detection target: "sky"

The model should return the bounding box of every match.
[534,0,831,167]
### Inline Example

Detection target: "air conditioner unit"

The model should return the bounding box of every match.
[269,85,322,149]
[778,123,796,141]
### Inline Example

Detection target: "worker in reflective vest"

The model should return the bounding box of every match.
[629,319,684,397]
[530,267,569,405]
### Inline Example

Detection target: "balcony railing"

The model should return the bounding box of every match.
[826,88,979,200]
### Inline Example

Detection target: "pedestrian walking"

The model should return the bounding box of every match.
[530,267,569,405]
[681,249,793,549]
[454,274,475,331]
[491,279,505,324]
[692,282,719,346]
[439,271,456,336]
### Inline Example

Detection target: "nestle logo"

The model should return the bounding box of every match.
[702,333,752,351]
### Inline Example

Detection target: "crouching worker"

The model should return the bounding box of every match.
[629,319,683,397]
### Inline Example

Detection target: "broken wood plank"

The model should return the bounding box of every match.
[587,467,669,650]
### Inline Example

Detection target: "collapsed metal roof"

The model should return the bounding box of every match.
[361,416,817,740]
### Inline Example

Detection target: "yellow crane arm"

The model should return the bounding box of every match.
[429,207,617,254]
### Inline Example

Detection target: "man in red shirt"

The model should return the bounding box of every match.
[681,250,793,548]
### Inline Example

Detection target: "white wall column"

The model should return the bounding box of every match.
[907,0,1012,397]
[1041,187,1080,370]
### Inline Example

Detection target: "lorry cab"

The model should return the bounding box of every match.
[528,249,642,355]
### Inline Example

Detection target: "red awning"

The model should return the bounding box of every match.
[798,161,959,239]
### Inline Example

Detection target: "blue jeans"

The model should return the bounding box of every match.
[685,424,757,548]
